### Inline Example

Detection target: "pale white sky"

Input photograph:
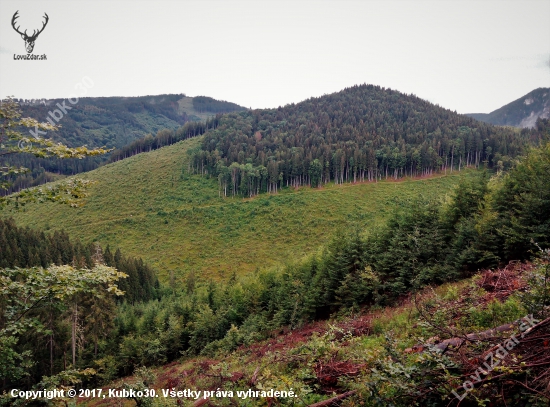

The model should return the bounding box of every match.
[0,0,549,114]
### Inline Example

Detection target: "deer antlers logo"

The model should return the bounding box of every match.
[11,11,49,54]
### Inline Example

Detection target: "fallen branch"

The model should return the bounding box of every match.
[250,366,260,386]
[315,358,364,386]
[521,316,550,337]
[435,317,550,353]
[308,391,356,407]
[507,380,549,399]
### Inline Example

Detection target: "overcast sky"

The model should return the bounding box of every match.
[0,0,549,114]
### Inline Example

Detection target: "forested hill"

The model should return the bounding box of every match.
[16,94,246,150]
[466,87,550,128]
[191,84,543,197]
[0,218,159,304]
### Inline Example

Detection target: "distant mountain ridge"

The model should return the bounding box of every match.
[2,94,246,194]
[467,87,550,128]
[16,94,246,149]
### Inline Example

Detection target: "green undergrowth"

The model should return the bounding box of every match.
[4,137,474,282]
[91,258,549,407]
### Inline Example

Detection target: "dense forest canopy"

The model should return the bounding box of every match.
[0,217,160,392]
[192,96,246,114]
[0,218,159,304]
[13,94,246,151]
[189,84,544,197]
[15,94,188,149]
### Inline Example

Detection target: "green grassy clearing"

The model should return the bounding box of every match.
[6,137,475,282]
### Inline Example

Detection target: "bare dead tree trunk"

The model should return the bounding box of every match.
[72,302,77,366]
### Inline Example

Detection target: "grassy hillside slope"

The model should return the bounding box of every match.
[5,137,473,282]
